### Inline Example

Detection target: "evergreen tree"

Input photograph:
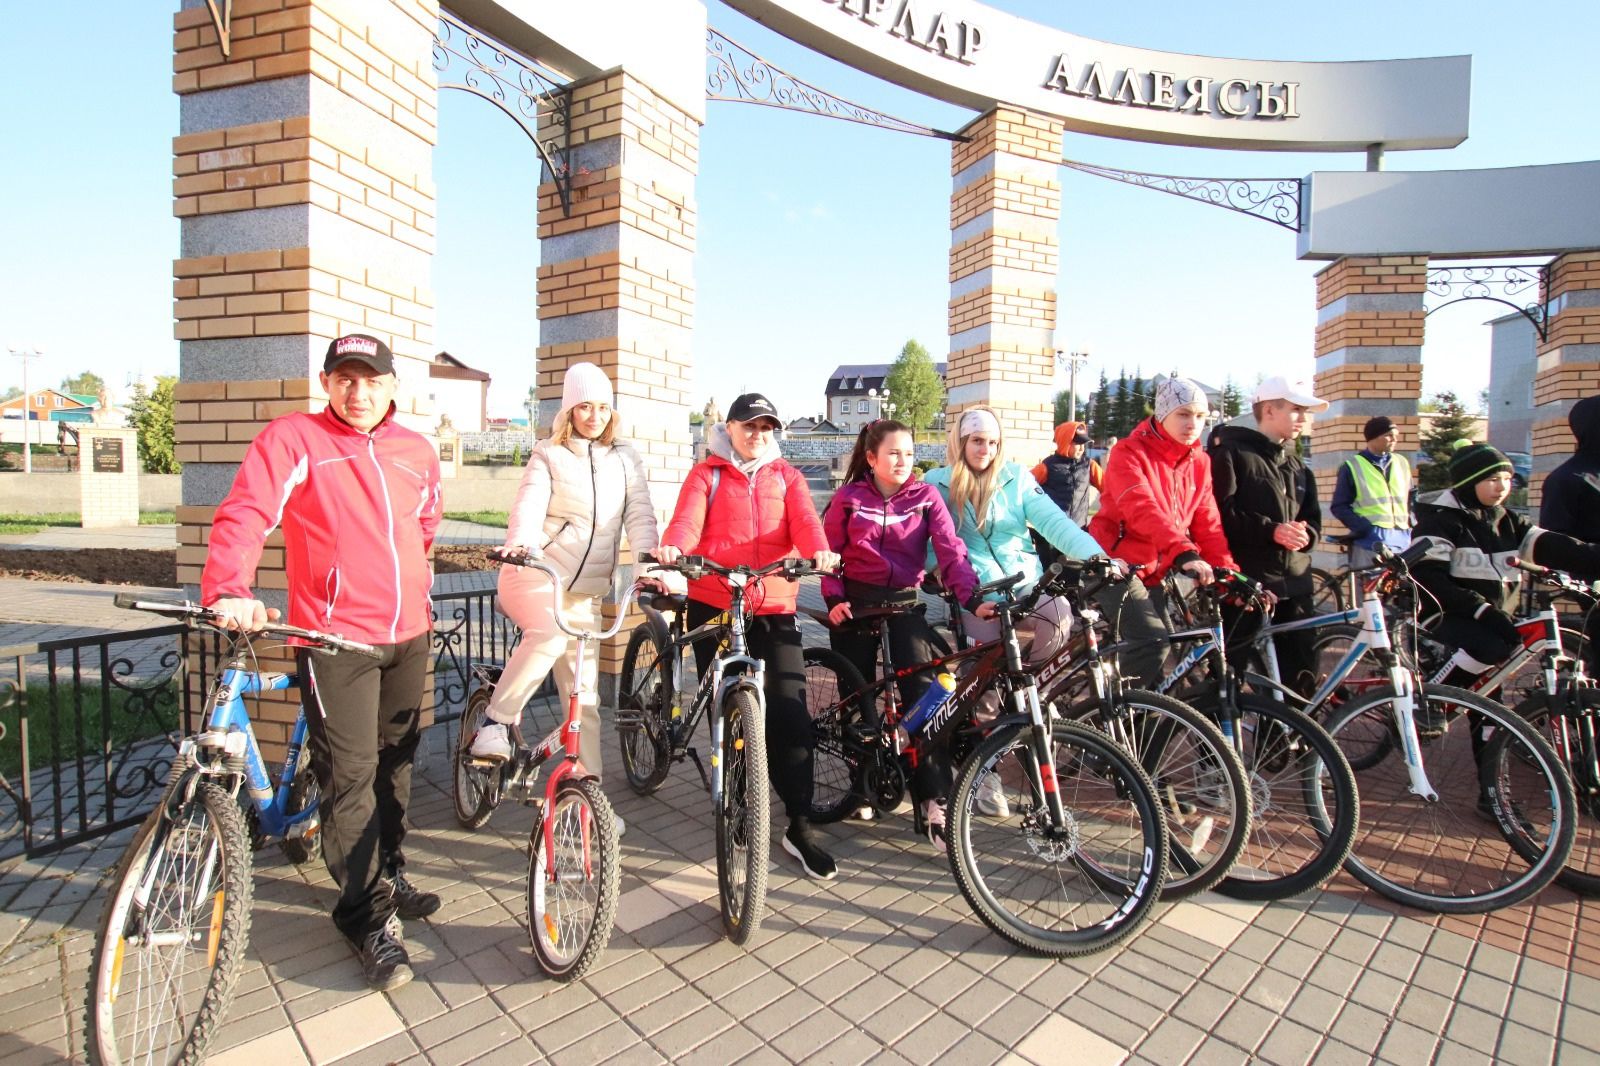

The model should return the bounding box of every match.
[1417,390,1479,491]
[1111,370,1132,439]
[1221,377,1245,419]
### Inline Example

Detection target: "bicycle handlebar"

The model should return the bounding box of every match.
[113,594,383,658]
[637,551,829,583]
[487,550,645,641]
[1508,555,1600,598]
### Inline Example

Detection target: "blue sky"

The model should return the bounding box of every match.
[3,2,1595,419]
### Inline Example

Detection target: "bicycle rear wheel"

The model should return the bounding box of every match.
[1324,684,1576,913]
[802,647,872,823]
[717,688,770,944]
[1215,695,1360,901]
[1070,691,1250,900]
[948,719,1167,956]
[453,686,499,829]
[86,782,253,1066]
[617,624,672,795]
[1309,567,1346,614]
[527,777,620,981]
[1504,690,1599,896]
[279,754,322,865]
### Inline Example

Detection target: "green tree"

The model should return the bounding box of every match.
[60,371,105,397]
[1052,389,1088,426]
[883,338,945,430]
[128,376,181,474]
[0,385,19,403]
[1220,377,1245,419]
[1417,390,1478,491]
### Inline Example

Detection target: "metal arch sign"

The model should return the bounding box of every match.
[719,0,1471,152]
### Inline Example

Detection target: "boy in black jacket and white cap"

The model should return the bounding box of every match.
[1209,374,1327,695]
[1413,439,1600,735]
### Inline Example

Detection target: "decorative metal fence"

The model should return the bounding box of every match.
[0,586,513,859]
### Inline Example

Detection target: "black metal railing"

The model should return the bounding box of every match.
[0,586,511,859]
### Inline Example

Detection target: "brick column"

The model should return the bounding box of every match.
[947,108,1063,465]
[1530,251,1600,511]
[1310,256,1426,528]
[534,71,698,682]
[171,0,439,759]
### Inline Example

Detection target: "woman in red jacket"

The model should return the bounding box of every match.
[1088,377,1239,682]
[656,393,842,879]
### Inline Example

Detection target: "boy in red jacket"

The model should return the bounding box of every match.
[203,334,441,992]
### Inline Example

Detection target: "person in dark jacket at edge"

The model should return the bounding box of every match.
[1537,394,1600,673]
[1209,375,1327,696]
[1329,415,1414,571]
[1031,421,1102,565]
[1413,439,1600,745]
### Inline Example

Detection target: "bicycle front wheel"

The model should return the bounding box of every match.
[1216,695,1359,901]
[527,777,620,981]
[717,688,770,944]
[617,623,672,795]
[948,719,1167,956]
[1324,684,1576,913]
[802,647,872,823]
[1514,690,1600,895]
[1072,691,1250,900]
[86,782,253,1066]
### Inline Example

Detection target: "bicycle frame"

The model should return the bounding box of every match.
[189,661,318,841]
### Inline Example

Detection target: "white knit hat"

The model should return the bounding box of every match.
[561,362,614,411]
[1154,376,1208,422]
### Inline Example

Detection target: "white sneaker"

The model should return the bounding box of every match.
[973,772,1010,818]
[849,805,876,822]
[469,722,512,762]
[613,814,626,838]
[922,799,948,854]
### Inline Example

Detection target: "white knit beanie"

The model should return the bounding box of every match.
[562,362,614,410]
[1154,376,1208,423]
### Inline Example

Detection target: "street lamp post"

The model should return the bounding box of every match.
[1056,349,1090,423]
[869,386,894,424]
[524,386,536,455]
[7,344,44,475]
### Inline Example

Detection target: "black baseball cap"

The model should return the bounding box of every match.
[323,334,395,376]
[727,392,781,426]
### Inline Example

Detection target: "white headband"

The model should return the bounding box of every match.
[959,409,1001,439]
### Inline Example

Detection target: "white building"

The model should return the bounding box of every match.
[428,352,491,433]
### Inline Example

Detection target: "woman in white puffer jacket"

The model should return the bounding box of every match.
[470,362,659,786]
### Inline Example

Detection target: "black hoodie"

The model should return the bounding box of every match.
[1539,394,1600,538]
[1208,422,1321,596]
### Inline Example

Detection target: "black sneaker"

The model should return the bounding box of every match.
[782,820,838,880]
[354,920,413,992]
[381,867,441,920]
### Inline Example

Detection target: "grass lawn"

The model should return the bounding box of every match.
[444,510,509,527]
[0,511,176,535]
[1,677,180,777]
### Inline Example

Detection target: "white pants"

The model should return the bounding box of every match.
[484,567,603,775]
[961,593,1073,718]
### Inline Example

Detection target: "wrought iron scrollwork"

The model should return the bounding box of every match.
[1425,264,1550,341]
[707,28,964,141]
[433,10,573,214]
[1060,158,1302,232]
[102,649,182,803]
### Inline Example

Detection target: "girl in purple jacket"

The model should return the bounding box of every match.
[823,420,984,851]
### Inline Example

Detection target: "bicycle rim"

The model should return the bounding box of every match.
[617,625,672,794]
[717,689,770,944]
[802,647,870,823]
[948,720,1167,956]
[279,759,322,865]
[1325,685,1576,913]
[1218,696,1359,901]
[1505,692,1599,895]
[453,688,497,829]
[87,783,252,1066]
[527,778,620,981]
[1083,692,1251,899]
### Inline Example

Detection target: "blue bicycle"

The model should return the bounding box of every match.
[85,594,379,1066]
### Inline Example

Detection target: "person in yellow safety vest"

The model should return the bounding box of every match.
[1329,415,1414,569]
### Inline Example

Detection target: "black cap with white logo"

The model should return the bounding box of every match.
[323,334,395,376]
[727,392,780,425]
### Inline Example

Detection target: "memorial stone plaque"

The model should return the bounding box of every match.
[92,437,125,474]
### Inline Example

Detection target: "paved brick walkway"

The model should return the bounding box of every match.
[3,712,1597,1066]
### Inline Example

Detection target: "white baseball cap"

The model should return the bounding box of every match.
[1253,375,1329,412]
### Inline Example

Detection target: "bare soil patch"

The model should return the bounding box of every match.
[0,545,498,586]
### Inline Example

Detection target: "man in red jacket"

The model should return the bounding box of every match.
[202,334,442,992]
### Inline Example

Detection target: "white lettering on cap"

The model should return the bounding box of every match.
[336,337,380,357]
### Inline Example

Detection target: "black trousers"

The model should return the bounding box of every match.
[1223,594,1318,698]
[686,601,813,819]
[829,604,951,804]
[296,631,429,940]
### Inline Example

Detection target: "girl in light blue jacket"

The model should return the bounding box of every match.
[924,406,1106,666]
